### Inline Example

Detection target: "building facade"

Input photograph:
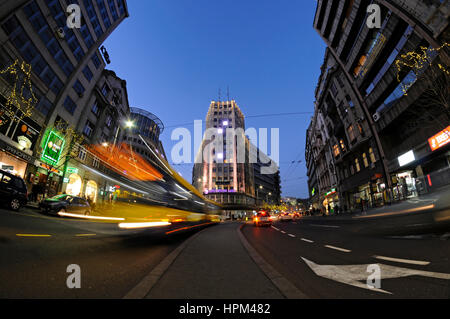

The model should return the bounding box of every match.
[192,99,282,209]
[193,100,256,206]
[124,107,166,163]
[0,0,129,201]
[307,0,449,213]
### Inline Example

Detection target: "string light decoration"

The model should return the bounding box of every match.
[0,59,38,126]
[395,43,449,95]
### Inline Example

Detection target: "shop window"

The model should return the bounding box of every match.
[85,180,98,203]
[66,173,82,197]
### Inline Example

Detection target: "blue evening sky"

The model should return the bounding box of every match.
[104,0,325,198]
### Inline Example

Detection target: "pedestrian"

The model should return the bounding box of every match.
[335,204,340,215]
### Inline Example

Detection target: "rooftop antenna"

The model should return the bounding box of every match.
[218,88,221,102]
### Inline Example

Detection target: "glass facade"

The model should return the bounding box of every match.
[2,16,64,96]
[24,1,75,76]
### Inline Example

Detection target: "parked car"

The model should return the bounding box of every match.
[253,211,272,227]
[40,195,91,216]
[0,169,28,211]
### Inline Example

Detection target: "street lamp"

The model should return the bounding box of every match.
[113,120,135,147]
[256,185,263,205]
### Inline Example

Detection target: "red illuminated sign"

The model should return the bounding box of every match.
[428,126,450,152]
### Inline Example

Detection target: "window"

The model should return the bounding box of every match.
[102,83,110,97]
[107,0,119,21]
[84,0,103,38]
[2,15,64,95]
[105,115,112,128]
[333,144,340,157]
[363,153,369,168]
[330,82,338,97]
[63,96,77,114]
[83,65,93,82]
[73,80,85,96]
[366,26,413,95]
[92,53,102,69]
[78,147,87,161]
[347,125,356,142]
[339,139,346,152]
[355,158,361,172]
[83,121,94,137]
[45,0,85,62]
[369,148,376,163]
[91,101,99,116]
[93,157,100,168]
[358,124,365,137]
[117,0,126,16]
[96,0,111,29]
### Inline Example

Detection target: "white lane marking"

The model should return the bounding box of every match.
[301,257,450,295]
[271,226,280,231]
[373,256,430,266]
[324,245,351,253]
[288,234,296,238]
[301,238,314,243]
[281,231,286,234]
[310,224,340,228]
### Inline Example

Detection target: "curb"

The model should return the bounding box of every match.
[123,226,210,299]
[237,224,309,299]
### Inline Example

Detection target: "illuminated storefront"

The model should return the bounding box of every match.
[66,173,82,197]
[322,188,339,214]
[85,180,98,203]
[0,149,27,177]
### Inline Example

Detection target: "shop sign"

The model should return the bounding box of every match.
[41,130,65,165]
[428,126,450,152]
[0,139,34,163]
[0,105,41,151]
[38,162,62,176]
[67,167,79,174]
[398,150,415,167]
[325,188,337,197]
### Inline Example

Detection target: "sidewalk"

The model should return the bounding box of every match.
[143,222,285,299]
[304,185,450,221]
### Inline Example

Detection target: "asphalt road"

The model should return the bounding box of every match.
[0,207,196,299]
[242,215,450,298]
[1,203,450,299]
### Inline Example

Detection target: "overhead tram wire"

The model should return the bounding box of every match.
[163,111,314,129]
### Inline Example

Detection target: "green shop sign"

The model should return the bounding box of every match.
[67,167,78,174]
[41,130,65,165]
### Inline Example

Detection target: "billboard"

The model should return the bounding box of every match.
[428,126,450,152]
[41,130,65,166]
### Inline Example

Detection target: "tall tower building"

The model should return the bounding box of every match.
[193,100,255,206]
[0,0,129,197]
